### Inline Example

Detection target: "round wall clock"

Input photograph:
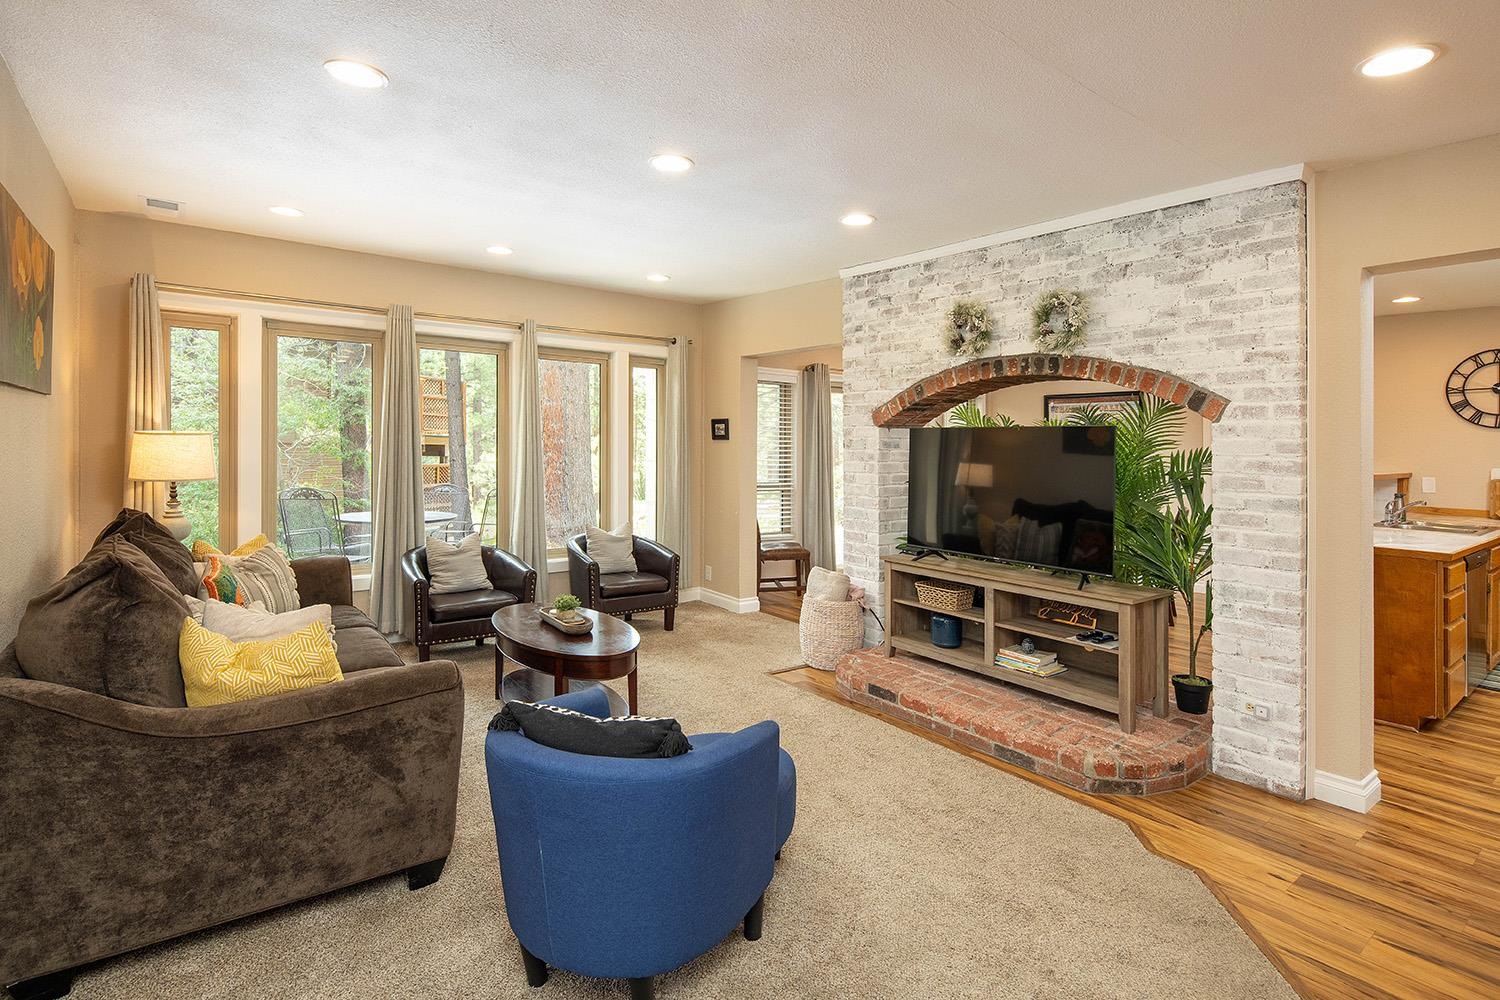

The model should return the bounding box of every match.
[1446,349,1500,428]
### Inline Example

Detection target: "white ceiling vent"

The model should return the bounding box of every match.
[139,196,184,219]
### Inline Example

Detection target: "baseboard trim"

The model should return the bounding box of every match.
[1311,768,1382,813]
[690,589,762,614]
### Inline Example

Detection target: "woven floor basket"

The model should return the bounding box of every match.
[798,598,866,671]
[913,578,975,612]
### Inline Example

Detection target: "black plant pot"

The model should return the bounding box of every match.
[1172,675,1213,715]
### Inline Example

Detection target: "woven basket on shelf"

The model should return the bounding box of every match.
[798,598,866,671]
[913,578,975,613]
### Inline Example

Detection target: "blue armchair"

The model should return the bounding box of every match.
[484,687,796,999]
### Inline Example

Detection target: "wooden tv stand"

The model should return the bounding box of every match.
[882,553,1173,732]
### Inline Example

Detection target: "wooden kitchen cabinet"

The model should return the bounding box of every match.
[1374,552,1469,728]
[1488,564,1500,668]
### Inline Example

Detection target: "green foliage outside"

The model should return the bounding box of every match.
[167,326,223,549]
[631,366,659,539]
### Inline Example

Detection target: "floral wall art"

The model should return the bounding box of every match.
[2,183,54,394]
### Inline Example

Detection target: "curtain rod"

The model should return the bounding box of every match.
[153,282,681,346]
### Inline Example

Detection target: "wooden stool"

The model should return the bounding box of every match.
[757,523,810,596]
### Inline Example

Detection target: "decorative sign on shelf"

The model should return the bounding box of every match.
[944,300,992,358]
[1030,289,1091,357]
[1445,348,1500,428]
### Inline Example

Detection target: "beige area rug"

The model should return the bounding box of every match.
[77,605,1293,999]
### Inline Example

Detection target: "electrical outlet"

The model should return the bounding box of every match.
[703,565,712,582]
[1422,476,1437,494]
[1243,701,1270,720]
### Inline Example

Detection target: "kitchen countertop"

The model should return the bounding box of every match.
[1373,515,1500,560]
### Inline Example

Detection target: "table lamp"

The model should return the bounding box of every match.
[955,461,993,531]
[127,430,217,541]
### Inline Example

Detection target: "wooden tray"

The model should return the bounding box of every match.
[539,607,594,634]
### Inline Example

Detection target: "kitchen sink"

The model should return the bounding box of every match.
[1373,521,1491,535]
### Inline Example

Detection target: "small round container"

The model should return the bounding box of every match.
[930,613,963,649]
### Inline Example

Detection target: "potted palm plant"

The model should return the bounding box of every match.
[1117,449,1214,713]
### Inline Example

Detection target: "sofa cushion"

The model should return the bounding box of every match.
[332,626,405,671]
[598,571,669,598]
[179,617,342,707]
[198,545,301,613]
[14,536,190,706]
[94,507,199,597]
[331,604,379,633]
[428,588,520,623]
[490,701,691,758]
[425,533,492,594]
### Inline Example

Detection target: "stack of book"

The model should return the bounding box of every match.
[995,644,1067,677]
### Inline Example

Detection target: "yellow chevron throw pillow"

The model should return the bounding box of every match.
[192,534,272,561]
[179,617,342,707]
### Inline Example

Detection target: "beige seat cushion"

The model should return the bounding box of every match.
[586,524,638,575]
[425,533,492,594]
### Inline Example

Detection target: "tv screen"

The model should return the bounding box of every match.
[906,426,1116,576]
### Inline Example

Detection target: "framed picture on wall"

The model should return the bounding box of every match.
[1,182,55,395]
[1043,390,1140,422]
[711,418,730,440]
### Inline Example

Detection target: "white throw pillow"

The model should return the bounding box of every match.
[426,532,492,594]
[202,600,334,643]
[806,567,851,603]
[586,524,638,575]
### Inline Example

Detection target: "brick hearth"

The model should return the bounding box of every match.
[837,649,1211,795]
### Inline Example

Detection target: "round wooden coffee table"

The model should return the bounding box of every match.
[492,604,641,714]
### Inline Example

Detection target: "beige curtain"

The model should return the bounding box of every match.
[796,363,836,571]
[370,304,424,633]
[659,337,692,578]
[126,273,167,513]
[510,319,549,603]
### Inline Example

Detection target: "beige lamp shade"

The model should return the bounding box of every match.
[955,462,993,489]
[128,431,217,482]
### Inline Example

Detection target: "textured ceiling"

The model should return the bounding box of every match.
[1375,258,1500,316]
[3,1,1499,301]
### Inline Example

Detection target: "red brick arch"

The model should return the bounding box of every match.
[871,353,1229,428]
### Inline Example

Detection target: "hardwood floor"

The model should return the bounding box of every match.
[764,594,1500,999]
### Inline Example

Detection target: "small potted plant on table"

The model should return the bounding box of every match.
[552,594,583,622]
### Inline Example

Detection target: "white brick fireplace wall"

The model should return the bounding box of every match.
[841,181,1308,797]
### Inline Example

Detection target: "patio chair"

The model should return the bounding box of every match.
[424,483,472,542]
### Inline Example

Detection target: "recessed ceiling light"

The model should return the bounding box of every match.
[268,205,304,217]
[646,273,671,283]
[649,153,694,173]
[324,59,390,89]
[485,245,514,256]
[841,211,876,227]
[1391,295,1422,304]
[1357,44,1440,78]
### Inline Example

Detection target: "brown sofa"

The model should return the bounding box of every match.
[566,533,680,630]
[401,544,538,661]
[0,553,463,1000]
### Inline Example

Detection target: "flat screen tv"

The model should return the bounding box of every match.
[905,426,1116,577]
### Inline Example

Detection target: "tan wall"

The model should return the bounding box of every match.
[72,212,705,583]
[0,57,78,644]
[1375,307,1500,510]
[1311,132,1500,785]
[699,278,843,599]
[758,345,844,373]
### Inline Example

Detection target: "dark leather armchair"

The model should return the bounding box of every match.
[566,534,679,631]
[402,545,538,661]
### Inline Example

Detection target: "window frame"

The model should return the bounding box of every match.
[537,347,612,555]
[261,319,385,548]
[628,356,665,541]
[160,309,238,547]
[416,335,510,547]
[755,373,798,540]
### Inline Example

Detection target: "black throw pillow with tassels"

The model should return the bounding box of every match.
[490,701,693,759]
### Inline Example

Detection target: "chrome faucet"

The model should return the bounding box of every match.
[1383,492,1427,526]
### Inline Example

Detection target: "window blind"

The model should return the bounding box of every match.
[756,380,796,537]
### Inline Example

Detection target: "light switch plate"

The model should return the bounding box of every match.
[1422,476,1437,493]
